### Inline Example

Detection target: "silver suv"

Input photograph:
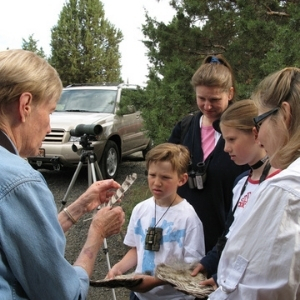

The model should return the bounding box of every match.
[28,83,151,179]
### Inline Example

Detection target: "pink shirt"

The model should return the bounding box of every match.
[201,125,215,161]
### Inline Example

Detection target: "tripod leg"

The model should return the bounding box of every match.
[89,159,117,300]
[87,162,92,186]
[94,160,103,181]
[90,162,98,183]
[89,153,103,182]
[59,161,83,212]
[103,238,117,300]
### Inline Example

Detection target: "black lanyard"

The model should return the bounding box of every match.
[231,161,271,217]
[216,161,271,257]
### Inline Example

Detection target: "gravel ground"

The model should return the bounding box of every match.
[40,153,147,300]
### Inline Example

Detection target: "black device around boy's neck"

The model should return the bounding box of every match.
[145,227,163,251]
[144,196,177,251]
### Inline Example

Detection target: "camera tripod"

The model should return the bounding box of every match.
[59,136,117,300]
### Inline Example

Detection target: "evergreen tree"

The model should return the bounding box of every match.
[141,0,300,144]
[22,34,46,59]
[50,0,123,86]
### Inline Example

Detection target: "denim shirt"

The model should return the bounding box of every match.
[0,140,89,299]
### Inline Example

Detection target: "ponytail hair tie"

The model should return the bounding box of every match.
[210,56,221,64]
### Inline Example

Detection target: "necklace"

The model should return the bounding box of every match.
[154,194,177,227]
[250,156,268,170]
[144,195,178,251]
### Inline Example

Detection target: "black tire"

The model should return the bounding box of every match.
[99,140,119,179]
[142,139,153,160]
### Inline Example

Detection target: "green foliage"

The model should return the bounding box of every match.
[116,87,147,116]
[50,0,123,86]
[22,34,47,59]
[141,0,300,144]
[141,12,201,143]
[260,3,300,74]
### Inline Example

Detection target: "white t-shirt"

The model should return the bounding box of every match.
[124,197,205,300]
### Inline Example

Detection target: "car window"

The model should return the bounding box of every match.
[56,89,117,113]
[116,89,138,115]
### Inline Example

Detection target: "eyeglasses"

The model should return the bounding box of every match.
[253,107,279,131]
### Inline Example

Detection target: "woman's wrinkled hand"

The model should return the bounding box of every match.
[91,206,125,239]
[80,179,121,213]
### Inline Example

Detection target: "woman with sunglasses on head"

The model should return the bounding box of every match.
[168,55,249,254]
[191,99,280,290]
[209,67,300,299]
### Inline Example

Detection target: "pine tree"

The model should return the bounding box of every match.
[22,34,46,59]
[50,0,123,86]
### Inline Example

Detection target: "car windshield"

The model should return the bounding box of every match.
[55,89,117,113]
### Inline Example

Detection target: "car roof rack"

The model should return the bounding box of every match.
[65,82,122,87]
[65,83,143,88]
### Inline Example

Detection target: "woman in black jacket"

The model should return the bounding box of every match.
[168,55,249,253]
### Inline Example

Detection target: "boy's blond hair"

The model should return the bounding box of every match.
[145,143,190,176]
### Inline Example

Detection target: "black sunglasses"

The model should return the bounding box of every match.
[253,107,279,131]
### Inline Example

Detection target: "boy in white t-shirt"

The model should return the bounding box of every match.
[107,143,205,300]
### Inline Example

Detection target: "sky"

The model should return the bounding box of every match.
[0,0,175,86]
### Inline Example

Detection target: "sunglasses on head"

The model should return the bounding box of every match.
[253,107,279,131]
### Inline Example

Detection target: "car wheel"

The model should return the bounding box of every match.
[142,139,153,160]
[53,164,62,171]
[99,140,119,179]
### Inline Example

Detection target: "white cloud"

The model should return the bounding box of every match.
[0,0,174,85]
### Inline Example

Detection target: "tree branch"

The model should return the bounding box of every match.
[265,5,289,17]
